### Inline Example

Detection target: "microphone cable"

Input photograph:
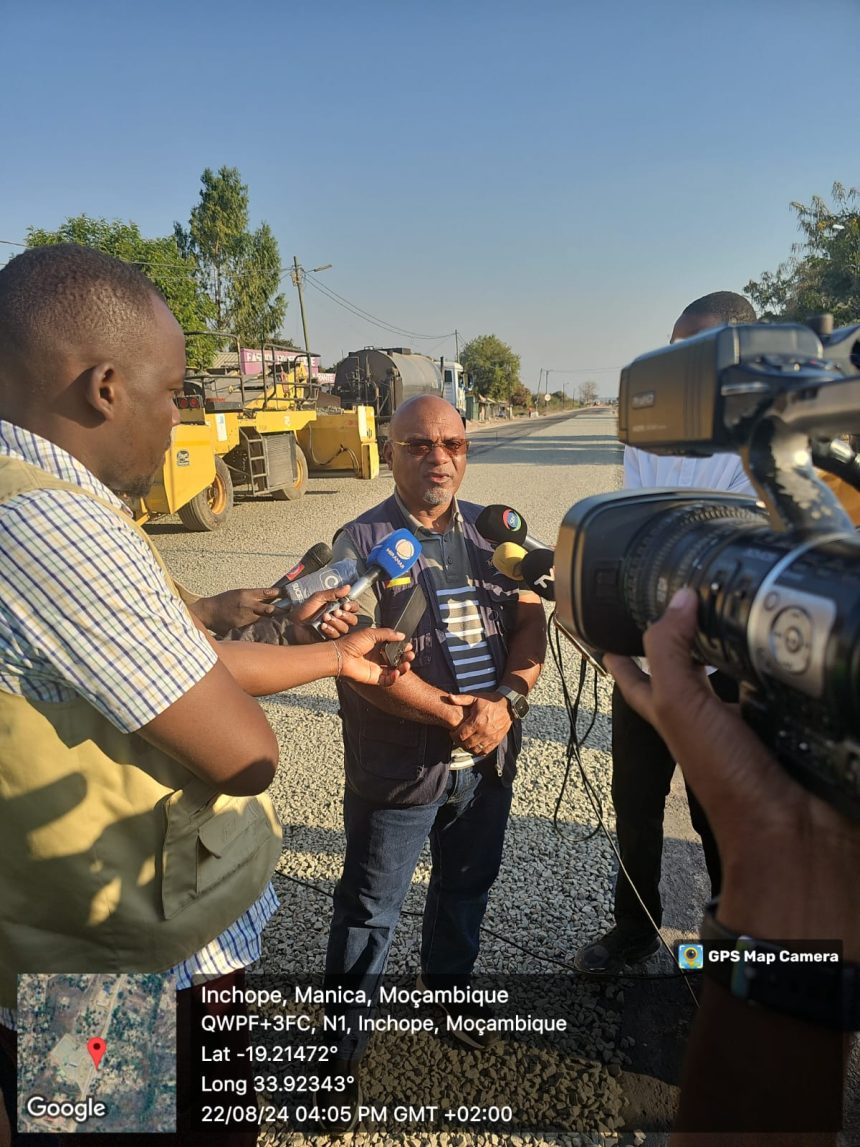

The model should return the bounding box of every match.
[277,869,697,984]
[547,607,603,844]
[544,608,700,998]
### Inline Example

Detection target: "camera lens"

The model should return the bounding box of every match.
[622,503,765,634]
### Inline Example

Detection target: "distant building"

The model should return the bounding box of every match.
[210,347,322,377]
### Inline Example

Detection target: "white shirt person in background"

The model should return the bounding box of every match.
[575,290,758,975]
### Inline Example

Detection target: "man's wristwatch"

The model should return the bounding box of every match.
[496,686,529,720]
[701,898,860,1031]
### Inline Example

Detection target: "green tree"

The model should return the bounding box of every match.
[176,166,248,330]
[460,334,521,401]
[510,381,532,408]
[176,166,286,345]
[27,215,216,368]
[230,222,286,346]
[745,183,860,325]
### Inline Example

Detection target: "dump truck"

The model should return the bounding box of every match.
[132,337,379,531]
[332,347,467,433]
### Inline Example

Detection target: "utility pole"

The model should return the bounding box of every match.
[292,256,312,385]
[454,329,460,363]
[291,256,332,385]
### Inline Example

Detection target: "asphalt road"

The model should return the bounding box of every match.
[148,411,856,1147]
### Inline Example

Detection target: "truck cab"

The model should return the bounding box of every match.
[441,359,467,419]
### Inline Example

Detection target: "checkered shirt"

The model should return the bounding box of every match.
[0,421,278,1030]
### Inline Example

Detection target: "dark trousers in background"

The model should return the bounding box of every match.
[325,763,513,1062]
[611,672,738,937]
[0,971,256,1147]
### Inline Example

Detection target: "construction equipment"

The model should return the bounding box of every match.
[133,335,378,531]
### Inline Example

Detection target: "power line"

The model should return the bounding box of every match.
[0,236,207,278]
[544,365,621,374]
[2,236,491,361]
[423,334,459,356]
[305,269,439,333]
[306,275,454,341]
[4,237,463,345]
[305,272,454,341]
[306,275,438,340]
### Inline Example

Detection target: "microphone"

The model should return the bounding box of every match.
[520,548,556,601]
[306,528,422,638]
[475,504,548,552]
[274,559,360,609]
[272,543,333,595]
[491,542,528,582]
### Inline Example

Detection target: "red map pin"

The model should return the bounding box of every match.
[87,1037,107,1070]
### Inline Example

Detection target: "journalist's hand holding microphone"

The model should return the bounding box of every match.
[334,625,415,687]
[191,586,282,633]
[289,586,359,642]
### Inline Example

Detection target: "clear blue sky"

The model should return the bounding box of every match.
[2,0,857,396]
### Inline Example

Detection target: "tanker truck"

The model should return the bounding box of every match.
[332,347,467,434]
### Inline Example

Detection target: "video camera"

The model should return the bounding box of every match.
[555,320,860,819]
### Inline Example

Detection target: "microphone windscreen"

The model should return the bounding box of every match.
[273,542,333,592]
[366,529,421,579]
[492,542,527,581]
[521,548,556,601]
[475,504,528,545]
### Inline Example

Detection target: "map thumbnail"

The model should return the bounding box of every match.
[17,973,176,1134]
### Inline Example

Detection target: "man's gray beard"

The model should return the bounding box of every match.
[422,488,452,506]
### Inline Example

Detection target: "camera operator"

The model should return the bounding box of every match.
[576,291,759,974]
[607,587,858,1143]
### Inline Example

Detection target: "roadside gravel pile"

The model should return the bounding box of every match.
[155,414,672,1146]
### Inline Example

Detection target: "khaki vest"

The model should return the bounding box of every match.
[0,456,282,1009]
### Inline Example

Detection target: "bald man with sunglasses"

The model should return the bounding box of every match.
[318,396,546,1129]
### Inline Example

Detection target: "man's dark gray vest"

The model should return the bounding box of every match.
[335,495,522,806]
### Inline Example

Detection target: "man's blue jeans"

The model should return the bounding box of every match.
[324,764,512,1061]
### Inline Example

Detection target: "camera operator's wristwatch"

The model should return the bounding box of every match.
[497,686,529,721]
[701,898,860,1031]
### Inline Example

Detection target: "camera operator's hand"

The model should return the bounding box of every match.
[605,587,860,960]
